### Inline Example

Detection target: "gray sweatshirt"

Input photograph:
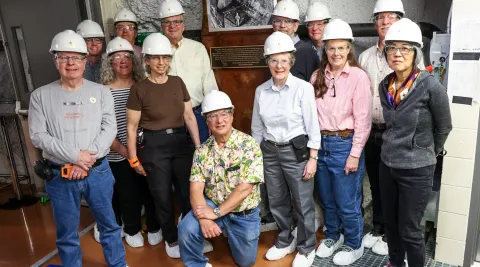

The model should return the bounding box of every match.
[28,79,117,164]
[380,70,452,169]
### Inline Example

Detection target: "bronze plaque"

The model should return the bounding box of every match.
[210,45,267,69]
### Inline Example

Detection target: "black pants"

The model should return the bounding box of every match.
[379,161,434,267]
[364,128,385,232]
[138,130,194,244]
[109,159,160,236]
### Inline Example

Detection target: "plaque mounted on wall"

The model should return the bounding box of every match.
[210,45,267,69]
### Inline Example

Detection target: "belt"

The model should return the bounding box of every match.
[321,129,354,138]
[265,139,292,147]
[193,105,201,112]
[372,123,386,131]
[231,208,254,216]
[143,127,184,135]
[48,156,106,170]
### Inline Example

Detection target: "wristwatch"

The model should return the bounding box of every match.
[309,155,318,160]
[213,207,221,218]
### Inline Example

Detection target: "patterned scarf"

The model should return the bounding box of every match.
[386,67,421,108]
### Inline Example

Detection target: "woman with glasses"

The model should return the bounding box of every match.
[311,19,371,265]
[125,33,202,258]
[96,37,162,248]
[379,19,451,267]
[252,31,320,267]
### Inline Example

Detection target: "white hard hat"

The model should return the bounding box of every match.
[76,20,105,38]
[106,37,134,55]
[373,0,405,16]
[201,91,234,115]
[305,2,331,22]
[322,19,354,42]
[49,30,88,55]
[159,0,185,19]
[142,33,173,56]
[264,32,296,56]
[272,0,300,21]
[114,7,137,24]
[384,18,423,48]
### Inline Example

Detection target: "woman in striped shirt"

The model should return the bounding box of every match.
[97,37,162,248]
[310,19,371,265]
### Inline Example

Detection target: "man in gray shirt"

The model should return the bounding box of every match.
[28,30,126,267]
[76,20,105,83]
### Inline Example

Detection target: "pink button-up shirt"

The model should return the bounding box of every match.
[310,63,372,157]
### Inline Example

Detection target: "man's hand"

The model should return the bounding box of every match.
[344,155,360,175]
[303,158,317,181]
[199,219,222,239]
[194,205,218,220]
[77,150,97,171]
[134,164,147,176]
[68,165,87,180]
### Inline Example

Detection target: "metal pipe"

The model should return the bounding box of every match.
[1,116,22,200]
[14,116,33,192]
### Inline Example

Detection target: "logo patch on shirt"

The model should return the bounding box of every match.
[90,97,96,104]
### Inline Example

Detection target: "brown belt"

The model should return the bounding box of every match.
[321,129,354,138]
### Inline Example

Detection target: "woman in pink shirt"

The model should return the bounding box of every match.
[309,19,371,265]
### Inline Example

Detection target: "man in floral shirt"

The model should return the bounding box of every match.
[178,91,264,267]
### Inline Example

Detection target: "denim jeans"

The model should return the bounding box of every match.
[178,199,261,267]
[316,134,364,249]
[193,106,210,143]
[45,159,126,267]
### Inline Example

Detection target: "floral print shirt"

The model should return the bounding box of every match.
[190,129,264,212]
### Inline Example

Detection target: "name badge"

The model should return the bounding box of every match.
[63,101,84,106]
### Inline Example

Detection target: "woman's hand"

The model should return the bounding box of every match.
[134,164,147,176]
[344,155,359,175]
[303,158,317,181]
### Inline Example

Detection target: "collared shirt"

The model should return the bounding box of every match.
[83,61,101,83]
[358,44,425,124]
[190,129,264,212]
[310,63,372,157]
[252,73,321,149]
[292,34,301,45]
[168,37,219,108]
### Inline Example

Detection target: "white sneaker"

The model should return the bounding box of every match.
[203,239,213,253]
[316,234,344,258]
[332,245,364,266]
[93,223,100,243]
[147,230,162,246]
[265,238,297,261]
[372,238,388,256]
[292,251,315,267]
[165,241,181,258]
[125,232,144,248]
[362,231,382,248]
[205,263,212,267]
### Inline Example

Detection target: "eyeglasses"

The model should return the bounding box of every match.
[330,78,336,97]
[306,21,328,29]
[373,14,400,22]
[326,46,350,54]
[146,55,171,62]
[112,53,132,62]
[54,54,86,63]
[85,37,103,44]
[268,58,291,67]
[384,45,415,55]
[116,25,136,32]
[272,18,296,26]
[206,110,232,121]
[161,20,184,27]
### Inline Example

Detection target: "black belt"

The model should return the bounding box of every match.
[231,208,254,216]
[265,139,292,147]
[372,123,386,131]
[48,156,106,169]
[143,127,184,135]
[193,105,201,111]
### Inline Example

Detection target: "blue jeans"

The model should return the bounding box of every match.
[178,199,260,267]
[316,135,364,249]
[193,106,210,143]
[45,159,126,267]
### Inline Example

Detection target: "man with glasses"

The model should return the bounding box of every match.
[358,0,425,256]
[28,30,126,267]
[114,8,142,58]
[271,0,319,82]
[179,91,264,267]
[305,2,331,59]
[159,0,218,144]
[76,20,105,83]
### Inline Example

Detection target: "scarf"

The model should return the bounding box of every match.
[386,67,421,108]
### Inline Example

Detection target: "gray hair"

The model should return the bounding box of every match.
[99,53,146,85]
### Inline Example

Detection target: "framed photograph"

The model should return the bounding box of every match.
[206,0,276,32]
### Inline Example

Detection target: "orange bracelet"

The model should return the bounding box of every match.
[128,157,141,168]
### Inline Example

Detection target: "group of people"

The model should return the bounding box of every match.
[28,0,453,267]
